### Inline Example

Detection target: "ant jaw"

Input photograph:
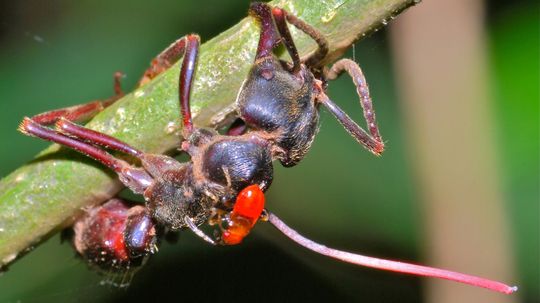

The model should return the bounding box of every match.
[266,212,517,295]
[184,215,216,245]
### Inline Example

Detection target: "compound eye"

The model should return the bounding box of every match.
[222,185,265,245]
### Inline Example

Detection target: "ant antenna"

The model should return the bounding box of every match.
[267,212,517,294]
[184,216,216,245]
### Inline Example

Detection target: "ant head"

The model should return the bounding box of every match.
[237,56,319,167]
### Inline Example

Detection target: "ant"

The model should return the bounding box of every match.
[18,2,516,294]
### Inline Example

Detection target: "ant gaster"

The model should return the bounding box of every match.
[18,3,516,294]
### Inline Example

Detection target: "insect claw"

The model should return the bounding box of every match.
[184,215,216,245]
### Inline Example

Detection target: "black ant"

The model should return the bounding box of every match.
[18,2,516,294]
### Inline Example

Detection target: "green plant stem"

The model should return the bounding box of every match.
[0,0,417,268]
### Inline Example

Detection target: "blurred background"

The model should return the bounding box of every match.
[0,0,537,302]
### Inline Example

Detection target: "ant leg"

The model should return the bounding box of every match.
[138,35,192,87]
[178,35,200,137]
[250,4,327,69]
[36,35,193,124]
[18,118,153,194]
[55,118,143,158]
[284,11,329,68]
[320,59,384,155]
[41,115,189,194]
[31,72,124,126]
[249,3,280,61]
[271,7,301,73]
[184,215,216,245]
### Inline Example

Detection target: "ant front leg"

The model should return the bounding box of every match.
[320,59,385,155]
[249,3,280,62]
[270,6,301,73]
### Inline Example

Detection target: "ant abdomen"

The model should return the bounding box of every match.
[124,208,158,259]
[73,199,156,272]
[201,137,273,191]
[237,58,319,167]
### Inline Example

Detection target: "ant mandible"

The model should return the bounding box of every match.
[18,2,516,294]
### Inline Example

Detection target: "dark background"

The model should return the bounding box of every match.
[0,1,537,302]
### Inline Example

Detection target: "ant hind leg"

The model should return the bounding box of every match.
[320,59,384,155]
[31,72,125,126]
[284,11,329,68]
[18,118,153,194]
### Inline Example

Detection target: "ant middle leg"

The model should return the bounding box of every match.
[138,35,198,87]
[249,3,328,71]
[26,35,201,162]
[270,6,301,73]
[320,59,385,155]
[282,9,329,68]
[55,118,144,158]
